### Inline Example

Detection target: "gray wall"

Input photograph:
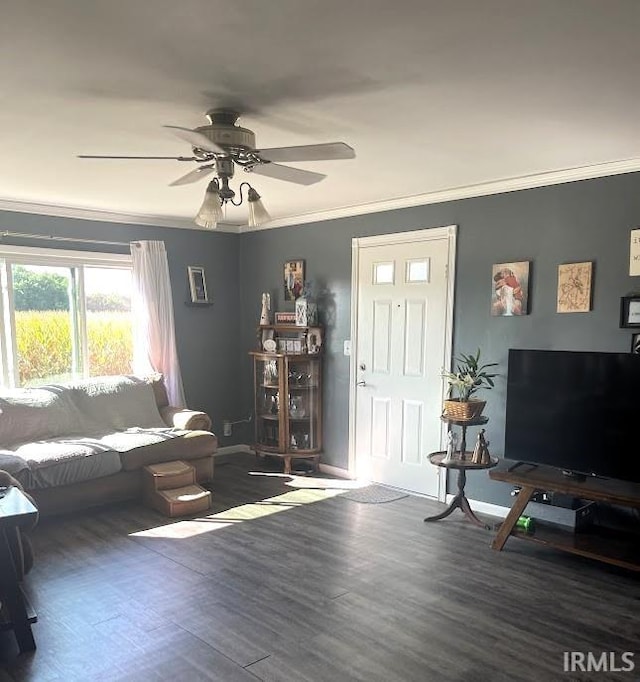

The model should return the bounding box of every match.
[5,171,640,506]
[0,210,244,444]
[239,172,640,506]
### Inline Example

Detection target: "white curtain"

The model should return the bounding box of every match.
[130,240,186,407]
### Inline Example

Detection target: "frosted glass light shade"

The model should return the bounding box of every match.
[247,187,271,227]
[194,181,223,229]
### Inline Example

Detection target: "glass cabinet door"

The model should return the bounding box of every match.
[254,356,282,450]
[285,356,321,452]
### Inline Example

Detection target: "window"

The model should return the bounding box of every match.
[0,245,133,388]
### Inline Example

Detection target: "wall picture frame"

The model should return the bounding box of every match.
[491,261,530,316]
[620,296,640,328]
[284,260,304,301]
[187,265,209,304]
[557,262,593,313]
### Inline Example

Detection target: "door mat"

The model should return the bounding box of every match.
[339,485,408,504]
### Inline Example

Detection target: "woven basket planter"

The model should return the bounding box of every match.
[442,399,486,421]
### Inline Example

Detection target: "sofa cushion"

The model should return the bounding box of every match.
[119,430,218,471]
[66,375,166,431]
[9,428,190,488]
[0,386,86,447]
[13,440,122,489]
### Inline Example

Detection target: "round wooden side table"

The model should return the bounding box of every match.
[425,452,498,530]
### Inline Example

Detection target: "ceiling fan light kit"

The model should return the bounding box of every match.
[78,108,355,228]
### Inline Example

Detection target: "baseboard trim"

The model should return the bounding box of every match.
[318,463,352,479]
[214,444,252,457]
[445,494,510,519]
[214,446,353,480]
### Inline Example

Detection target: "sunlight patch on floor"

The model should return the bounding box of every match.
[249,470,370,490]
[129,487,344,539]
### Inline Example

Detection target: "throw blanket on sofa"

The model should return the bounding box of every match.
[0,376,185,487]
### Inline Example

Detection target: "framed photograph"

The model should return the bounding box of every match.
[491,261,530,316]
[187,266,209,304]
[557,262,593,313]
[631,333,640,354]
[620,296,640,328]
[284,260,304,301]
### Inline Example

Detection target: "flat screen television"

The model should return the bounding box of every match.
[504,348,640,484]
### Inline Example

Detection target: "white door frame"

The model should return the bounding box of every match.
[347,225,457,502]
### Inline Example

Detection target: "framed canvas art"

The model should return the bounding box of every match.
[491,261,530,316]
[557,262,593,313]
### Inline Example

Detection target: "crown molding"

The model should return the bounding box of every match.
[2,157,639,235]
[241,157,640,232]
[0,198,241,233]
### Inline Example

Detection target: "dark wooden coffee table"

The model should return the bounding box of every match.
[0,486,38,652]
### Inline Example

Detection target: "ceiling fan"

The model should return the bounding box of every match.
[78,109,356,228]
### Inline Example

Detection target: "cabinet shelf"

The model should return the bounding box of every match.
[507,524,640,572]
[258,413,280,421]
[255,323,323,355]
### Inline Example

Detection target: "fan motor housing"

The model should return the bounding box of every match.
[195,124,256,152]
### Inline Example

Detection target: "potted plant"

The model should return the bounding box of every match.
[441,349,498,420]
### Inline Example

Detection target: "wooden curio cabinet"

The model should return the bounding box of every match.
[250,347,322,474]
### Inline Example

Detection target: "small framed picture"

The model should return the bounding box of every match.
[631,333,640,354]
[188,266,209,304]
[491,261,530,316]
[284,260,304,301]
[620,296,640,328]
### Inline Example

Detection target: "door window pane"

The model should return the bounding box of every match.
[374,262,394,284]
[85,267,133,377]
[406,259,430,283]
[12,264,75,386]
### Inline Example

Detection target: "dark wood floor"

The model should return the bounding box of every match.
[1,454,638,681]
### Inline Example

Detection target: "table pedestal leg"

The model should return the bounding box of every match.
[424,469,491,530]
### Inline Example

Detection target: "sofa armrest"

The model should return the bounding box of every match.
[159,406,212,431]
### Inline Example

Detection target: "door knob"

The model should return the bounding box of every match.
[356,380,366,387]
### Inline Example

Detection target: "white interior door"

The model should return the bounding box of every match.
[352,228,455,497]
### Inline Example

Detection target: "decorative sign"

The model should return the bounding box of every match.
[630,229,640,276]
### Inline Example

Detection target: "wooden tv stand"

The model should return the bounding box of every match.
[490,463,640,571]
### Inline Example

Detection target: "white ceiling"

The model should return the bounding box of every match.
[2,0,640,230]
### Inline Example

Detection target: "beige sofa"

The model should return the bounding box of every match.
[0,375,217,515]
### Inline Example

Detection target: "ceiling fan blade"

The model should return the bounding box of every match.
[255,142,355,163]
[169,165,215,187]
[77,155,199,160]
[248,163,326,185]
[163,125,226,155]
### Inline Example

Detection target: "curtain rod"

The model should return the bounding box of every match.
[0,230,132,248]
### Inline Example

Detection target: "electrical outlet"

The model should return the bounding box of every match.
[223,420,232,437]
